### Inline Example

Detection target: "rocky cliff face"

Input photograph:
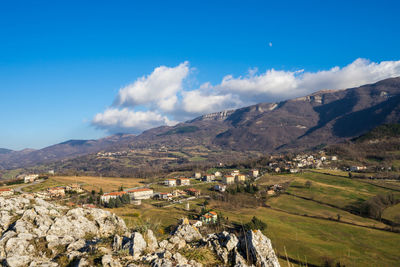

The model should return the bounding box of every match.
[0,196,280,267]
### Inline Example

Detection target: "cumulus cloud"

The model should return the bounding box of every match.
[116,61,189,111]
[215,58,400,103]
[92,58,400,133]
[181,90,241,114]
[92,108,176,133]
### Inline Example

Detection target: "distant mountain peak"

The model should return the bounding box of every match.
[188,109,235,122]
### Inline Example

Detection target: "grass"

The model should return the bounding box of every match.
[285,172,398,209]
[189,156,207,162]
[23,179,65,192]
[220,206,400,267]
[267,194,387,229]
[51,175,144,192]
[382,203,400,223]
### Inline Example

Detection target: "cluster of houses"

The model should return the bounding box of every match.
[164,169,259,188]
[267,153,337,173]
[33,183,84,199]
[96,150,130,158]
[164,177,191,187]
[99,186,202,204]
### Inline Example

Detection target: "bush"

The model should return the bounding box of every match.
[244,216,267,231]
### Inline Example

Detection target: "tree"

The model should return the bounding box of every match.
[244,216,267,231]
[115,197,122,208]
[99,188,104,195]
[107,198,116,208]
[91,190,96,196]
[121,194,130,204]
[305,180,312,188]
[119,185,124,191]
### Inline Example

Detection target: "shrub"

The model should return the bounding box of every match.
[244,216,267,231]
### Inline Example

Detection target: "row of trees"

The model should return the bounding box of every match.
[226,181,260,195]
[103,194,131,208]
[360,193,400,220]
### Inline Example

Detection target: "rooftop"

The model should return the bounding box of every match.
[103,191,127,196]
[0,188,13,192]
[128,188,153,193]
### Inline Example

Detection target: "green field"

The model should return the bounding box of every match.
[285,172,399,210]
[382,203,400,223]
[267,194,387,229]
[221,207,400,267]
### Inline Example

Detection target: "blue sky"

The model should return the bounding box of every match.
[1,0,400,150]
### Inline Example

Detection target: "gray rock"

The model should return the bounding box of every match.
[98,246,112,254]
[67,239,86,252]
[172,252,188,265]
[76,257,90,267]
[158,239,169,249]
[220,232,239,252]
[243,230,280,267]
[102,254,122,267]
[146,229,158,251]
[172,224,202,242]
[5,255,31,267]
[130,232,147,259]
[151,258,173,267]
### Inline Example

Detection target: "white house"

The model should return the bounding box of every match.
[127,188,154,199]
[100,191,127,203]
[202,174,215,182]
[24,174,39,183]
[214,184,226,192]
[156,192,173,200]
[214,171,222,177]
[222,175,235,184]
[251,169,259,177]
[165,179,177,187]
[194,172,202,179]
[177,178,190,186]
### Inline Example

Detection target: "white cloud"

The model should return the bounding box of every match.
[93,58,400,133]
[92,108,176,133]
[215,58,400,103]
[181,90,241,114]
[116,61,189,112]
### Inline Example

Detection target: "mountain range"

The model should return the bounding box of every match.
[1,77,400,170]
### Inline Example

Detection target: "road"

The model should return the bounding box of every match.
[13,179,45,193]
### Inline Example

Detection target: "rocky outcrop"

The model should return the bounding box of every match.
[0,196,126,267]
[172,223,202,242]
[0,196,280,267]
[243,230,280,267]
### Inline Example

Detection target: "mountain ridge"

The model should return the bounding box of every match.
[1,76,400,170]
